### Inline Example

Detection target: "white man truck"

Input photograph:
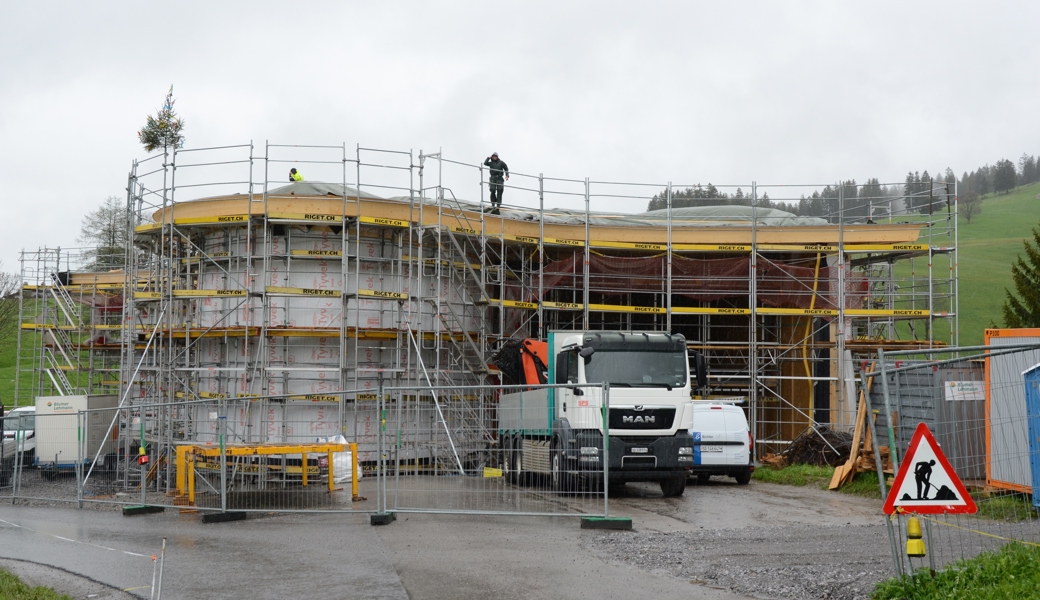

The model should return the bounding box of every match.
[496,331,702,497]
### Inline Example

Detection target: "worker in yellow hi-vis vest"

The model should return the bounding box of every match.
[289,168,304,182]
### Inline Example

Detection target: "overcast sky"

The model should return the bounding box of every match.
[2,1,1038,270]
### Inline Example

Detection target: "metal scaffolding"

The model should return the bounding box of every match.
[15,142,958,490]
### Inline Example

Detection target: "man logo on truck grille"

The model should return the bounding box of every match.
[623,415,655,424]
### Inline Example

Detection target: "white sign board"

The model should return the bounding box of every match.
[944,380,984,402]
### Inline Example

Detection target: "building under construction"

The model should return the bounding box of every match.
[16,142,958,469]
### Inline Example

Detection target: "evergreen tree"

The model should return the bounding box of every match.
[976,167,990,196]
[1002,223,1040,328]
[994,158,1017,194]
[138,85,185,153]
[1019,153,1037,185]
[860,178,883,220]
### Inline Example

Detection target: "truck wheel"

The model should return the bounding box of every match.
[551,440,570,494]
[734,471,752,485]
[660,475,686,497]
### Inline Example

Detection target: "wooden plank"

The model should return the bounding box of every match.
[830,360,877,490]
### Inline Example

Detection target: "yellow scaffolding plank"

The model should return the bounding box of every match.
[490,299,538,310]
[590,240,666,251]
[757,307,839,316]
[173,214,249,225]
[672,307,752,315]
[588,302,666,315]
[541,301,583,311]
[844,243,929,252]
[181,252,230,264]
[268,212,343,222]
[20,323,80,331]
[845,309,930,316]
[756,244,838,252]
[265,286,341,297]
[504,234,540,245]
[286,394,341,402]
[359,215,409,228]
[173,289,247,298]
[356,289,407,300]
[673,243,751,252]
[544,237,584,247]
[290,249,343,257]
[135,222,163,233]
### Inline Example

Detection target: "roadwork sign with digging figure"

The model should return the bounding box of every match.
[883,422,977,515]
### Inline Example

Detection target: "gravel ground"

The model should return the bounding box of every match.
[587,523,893,600]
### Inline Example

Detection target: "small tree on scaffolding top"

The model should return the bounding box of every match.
[137,85,185,153]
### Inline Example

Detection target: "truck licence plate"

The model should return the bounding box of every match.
[631,447,648,453]
[700,445,724,452]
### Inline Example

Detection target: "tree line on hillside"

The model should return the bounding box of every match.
[646,152,1040,223]
[645,177,941,221]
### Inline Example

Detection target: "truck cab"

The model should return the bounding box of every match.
[498,331,697,497]
[552,331,695,496]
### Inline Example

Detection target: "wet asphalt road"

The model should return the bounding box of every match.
[0,479,887,600]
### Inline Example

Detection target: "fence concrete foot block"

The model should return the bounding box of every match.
[122,505,166,517]
[370,513,396,526]
[580,517,632,530]
[202,511,247,524]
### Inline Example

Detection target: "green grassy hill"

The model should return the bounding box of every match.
[957,181,1040,346]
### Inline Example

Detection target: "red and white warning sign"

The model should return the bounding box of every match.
[883,422,977,515]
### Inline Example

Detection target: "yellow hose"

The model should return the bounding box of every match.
[803,253,822,418]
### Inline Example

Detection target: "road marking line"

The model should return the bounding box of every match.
[0,518,149,557]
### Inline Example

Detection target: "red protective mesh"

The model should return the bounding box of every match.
[536,253,865,310]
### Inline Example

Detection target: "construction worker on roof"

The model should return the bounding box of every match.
[289,168,304,182]
[483,152,509,214]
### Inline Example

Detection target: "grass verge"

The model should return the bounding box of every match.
[0,569,71,600]
[872,541,1040,600]
[752,464,882,499]
[972,492,1037,522]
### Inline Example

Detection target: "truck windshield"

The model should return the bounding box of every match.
[583,350,688,388]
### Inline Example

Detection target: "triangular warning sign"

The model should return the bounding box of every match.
[883,422,976,515]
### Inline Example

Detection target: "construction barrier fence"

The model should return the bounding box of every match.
[384,383,610,517]
[0,384,612,520]
[869,340,1040,578]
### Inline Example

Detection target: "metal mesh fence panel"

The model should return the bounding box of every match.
[871,342,1040,577]
[386,384,609,517]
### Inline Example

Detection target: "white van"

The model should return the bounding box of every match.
[688,402,754,484]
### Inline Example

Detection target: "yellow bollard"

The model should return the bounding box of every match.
[906,516,926,557]
[350,442,359,500]
[327,450,334,492]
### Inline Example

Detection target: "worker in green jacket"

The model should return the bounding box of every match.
[483,152,509,214]
[290,168,304,182]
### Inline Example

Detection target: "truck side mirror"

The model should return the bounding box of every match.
[555,352,569,385]
[578,346,594,365]
[694,351,708,390]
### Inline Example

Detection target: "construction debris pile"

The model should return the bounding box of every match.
[762,426,853,469]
